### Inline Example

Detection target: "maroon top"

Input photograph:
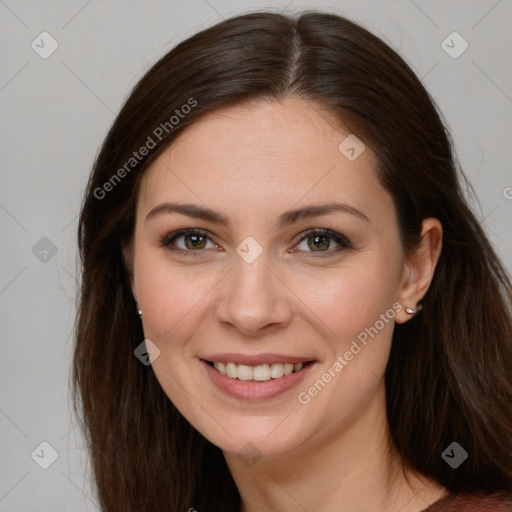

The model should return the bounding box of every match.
[422,492,512,511]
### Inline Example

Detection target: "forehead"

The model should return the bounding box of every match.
[137,97,390,223]
[155,97,352,168]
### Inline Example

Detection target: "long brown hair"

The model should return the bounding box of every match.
[73,11,512,511]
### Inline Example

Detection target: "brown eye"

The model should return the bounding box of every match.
[183,233,207,250]
[161,229,217,254]
[294,229,352,254]
[307,234,331,251]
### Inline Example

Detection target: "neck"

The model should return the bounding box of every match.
[224,385,446,512]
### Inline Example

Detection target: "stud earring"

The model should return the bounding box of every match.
[405,304,423,315]
[137,309,142,316]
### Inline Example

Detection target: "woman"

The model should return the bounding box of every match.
[73,11,512,512]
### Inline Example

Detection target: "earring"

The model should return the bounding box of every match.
[405,304,423,315]
[137,309,142,316]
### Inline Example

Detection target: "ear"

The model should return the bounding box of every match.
[395,217,443,324]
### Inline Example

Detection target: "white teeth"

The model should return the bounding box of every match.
[283,363,294,376]
[212,361,305,381]
[226,362,237,378]
[270,363,284,379]
[253,364,270,381]
[237,364,253,381]
[217,361,227,375]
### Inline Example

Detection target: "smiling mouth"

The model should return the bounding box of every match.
[204,360,315,381]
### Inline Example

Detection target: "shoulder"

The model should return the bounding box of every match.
[423,491,512,512]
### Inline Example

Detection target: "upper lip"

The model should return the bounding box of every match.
[201,353,316,366]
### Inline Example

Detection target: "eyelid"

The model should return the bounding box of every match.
[159,228,219,254]
[159,227,352,255]
[291,228,353,253]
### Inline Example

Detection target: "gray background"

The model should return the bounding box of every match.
[1,0,511,510]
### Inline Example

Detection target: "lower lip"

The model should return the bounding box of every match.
[200,360,316,401]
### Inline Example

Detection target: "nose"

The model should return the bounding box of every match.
[215,251,293,337]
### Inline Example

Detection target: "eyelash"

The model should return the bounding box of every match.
[159,228,353,257]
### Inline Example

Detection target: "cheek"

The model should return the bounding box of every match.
[133,255,217,346]
[290,256,401,346]
[291,269,398,435]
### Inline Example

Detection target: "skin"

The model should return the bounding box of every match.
[125,97,445,512]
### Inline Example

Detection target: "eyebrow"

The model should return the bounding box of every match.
[145,201,369,227]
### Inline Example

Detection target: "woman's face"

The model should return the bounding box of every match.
[129,97,413,458]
